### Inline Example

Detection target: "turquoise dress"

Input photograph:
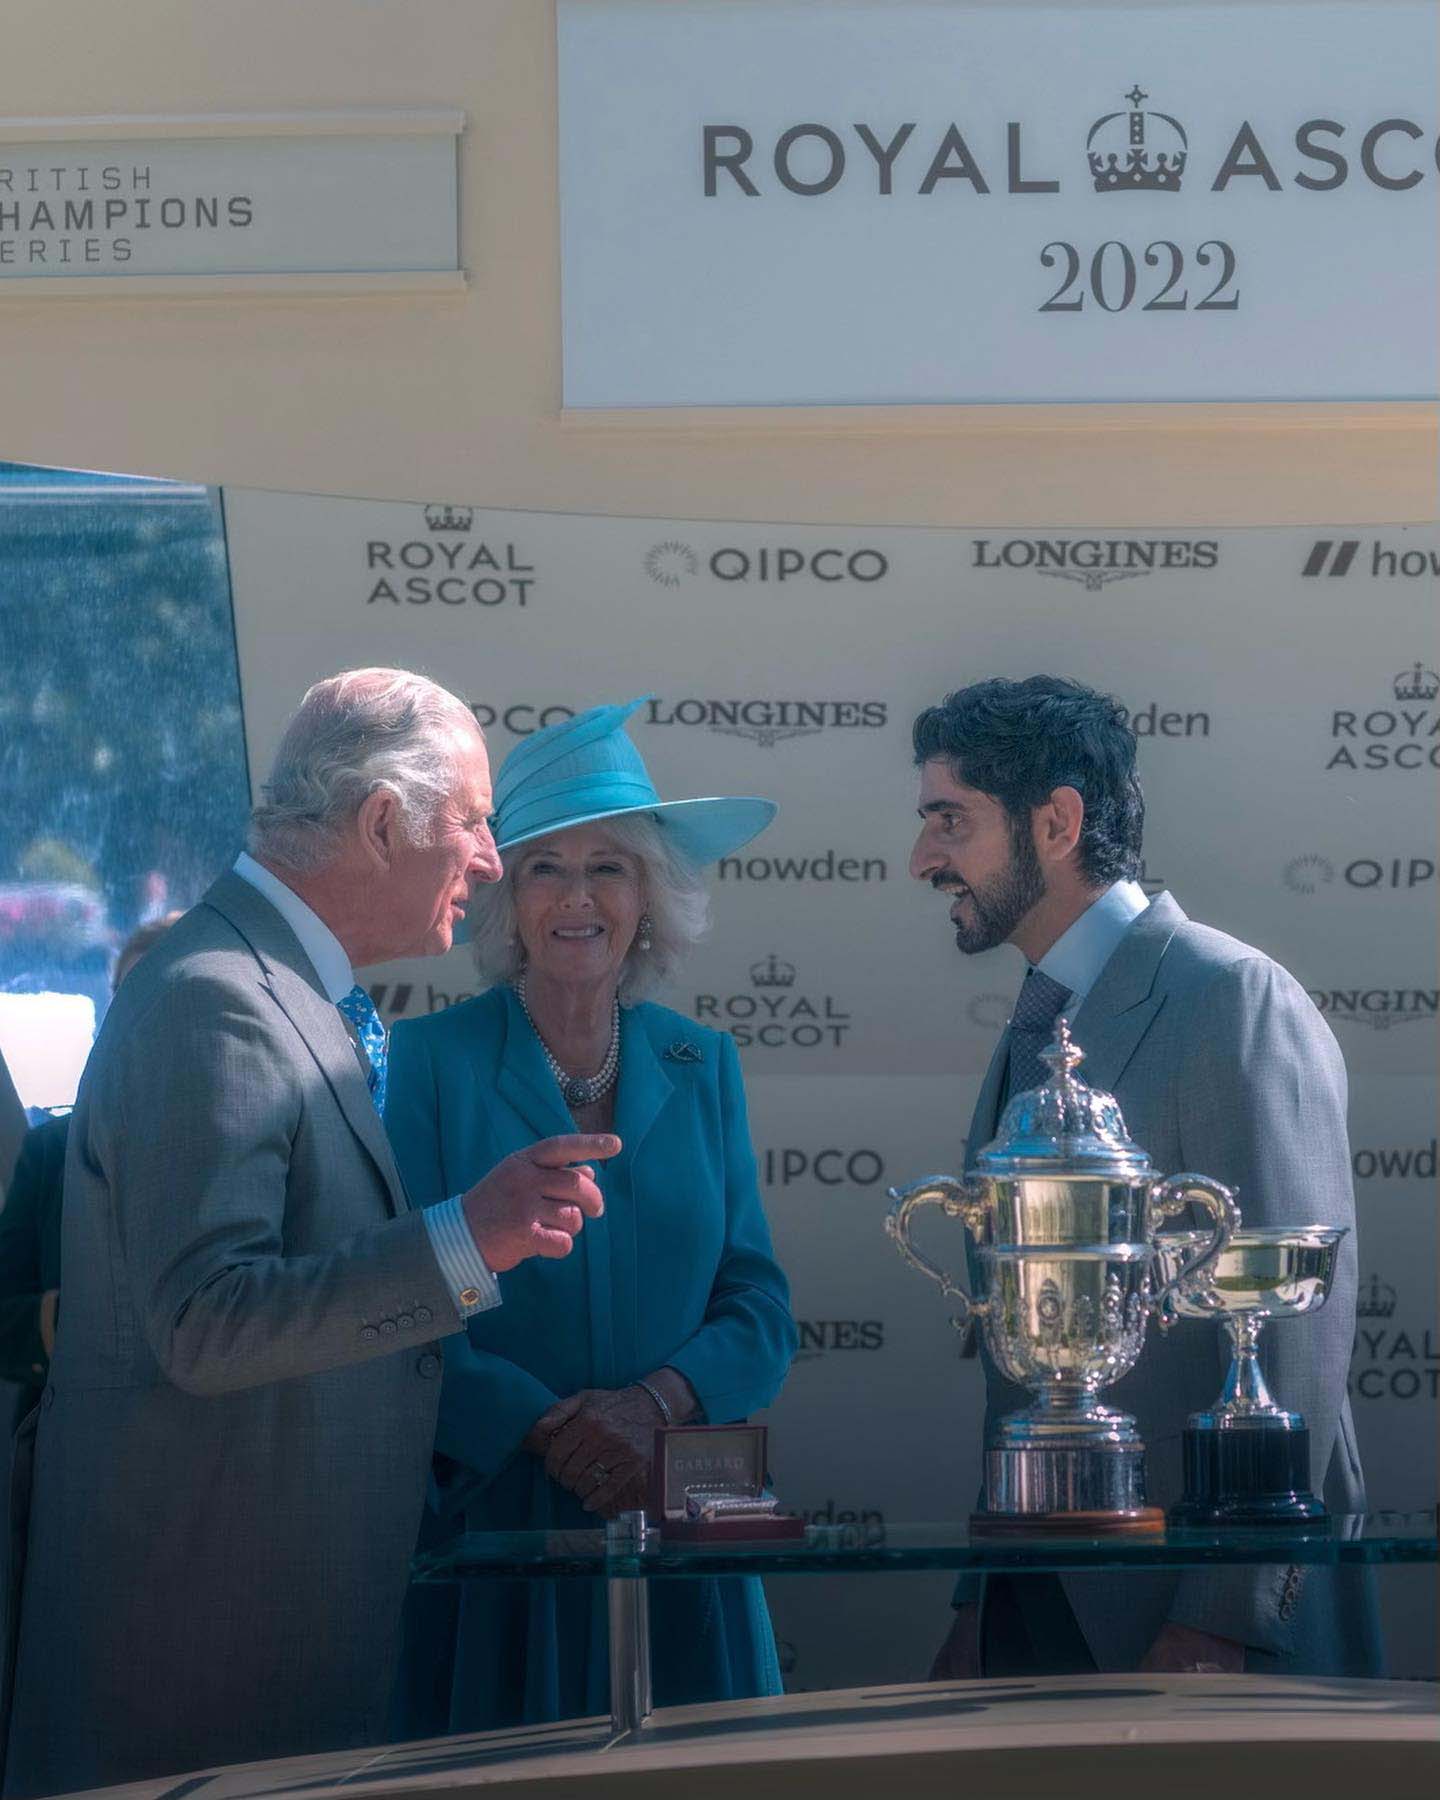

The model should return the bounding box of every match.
[385,986,796,1732]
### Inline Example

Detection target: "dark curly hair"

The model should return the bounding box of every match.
[912,676,1144,885]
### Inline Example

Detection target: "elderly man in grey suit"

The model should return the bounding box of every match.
[2,669,619,1796]
[915,676,1379,1681]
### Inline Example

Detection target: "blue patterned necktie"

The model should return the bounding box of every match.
[1004,967,1073,1105]
[337,984,388,1115]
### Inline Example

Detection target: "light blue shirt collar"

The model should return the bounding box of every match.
[232,851,354,1004]
[1034,880,1150,1004]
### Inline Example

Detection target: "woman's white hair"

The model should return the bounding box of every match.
[468,812,711,1004]
[249,668,478,873]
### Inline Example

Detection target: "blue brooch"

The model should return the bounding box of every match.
[663,1040,703,1064]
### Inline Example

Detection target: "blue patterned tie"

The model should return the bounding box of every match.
[337,984,388,1115]
[1004,968,1073,1104]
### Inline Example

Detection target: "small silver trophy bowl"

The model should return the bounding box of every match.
[887,1021,1238,1530]
[1153,1225,1346,1526]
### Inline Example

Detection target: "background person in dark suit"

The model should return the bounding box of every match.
[0,916,179,1426]
[2,669,618,1797]
[911,677,1376,1681]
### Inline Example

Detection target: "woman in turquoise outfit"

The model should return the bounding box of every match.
[386,699,797,1733]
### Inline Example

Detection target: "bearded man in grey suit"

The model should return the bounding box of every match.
[915,676,1379,1682]
[2,669,618,1796]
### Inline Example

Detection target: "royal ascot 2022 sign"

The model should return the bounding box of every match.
[0,111,461,293]
[558,0,1440,405]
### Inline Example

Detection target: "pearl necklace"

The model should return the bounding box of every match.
[515,975,620,1108]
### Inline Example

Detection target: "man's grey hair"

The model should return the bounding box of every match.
[468,812,710,1004]
[249,668,479,873]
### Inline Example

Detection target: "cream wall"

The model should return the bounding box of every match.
[0,0,1434,524]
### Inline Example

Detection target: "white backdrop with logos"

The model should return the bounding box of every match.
[223,490,1438,1683]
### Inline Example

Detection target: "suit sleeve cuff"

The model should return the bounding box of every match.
[423,1196,501,1320]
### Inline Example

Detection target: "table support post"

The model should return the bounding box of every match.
[606,1509,652,1737]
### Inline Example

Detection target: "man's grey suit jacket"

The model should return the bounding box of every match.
[961,893,1380,1675]
[2,872,464,1796]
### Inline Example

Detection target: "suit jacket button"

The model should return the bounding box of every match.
[415,1306,433,1325]
[379,1319,398,1336]
[417,1353,442,1378]
[359,1326,379,1344]
[397,1314,415,1330]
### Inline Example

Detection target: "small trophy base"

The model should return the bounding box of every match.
[971,1506,1165,1538]
[1169,1421,1329,1529]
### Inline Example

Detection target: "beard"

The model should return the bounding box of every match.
[942,821,1046,955]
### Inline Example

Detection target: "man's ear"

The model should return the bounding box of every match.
[355,785,403,870]
[1034,785,1084,866]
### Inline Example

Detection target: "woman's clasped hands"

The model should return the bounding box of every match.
[525,1386,667,1519]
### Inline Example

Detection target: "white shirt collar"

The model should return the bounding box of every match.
[1034,879,1150,1004]
[232,851,354,1004]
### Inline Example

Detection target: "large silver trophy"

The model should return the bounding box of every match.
[1153,1225,1346,1526]
[887,1021,1238,1532]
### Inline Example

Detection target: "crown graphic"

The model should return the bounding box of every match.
[750,953,797,989]
[1393,662,1440,702]
[1087,84,1187,193]
[424,502,474,533]
[1356,1272,1398,1319]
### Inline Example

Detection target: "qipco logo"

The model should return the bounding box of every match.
[467,702,576,737]
[709,546,889,583]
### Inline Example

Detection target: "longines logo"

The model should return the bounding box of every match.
[704,85,1440,200]
[717,849,888,884]
[364,504,537,608]
[643,540,889,585]
[1306,986,1439,1032]
[1350,1275,1438,1403]
[694,954,853,1049]
[1352,1139,1436,1181]
[1303,538,1440,579]
[467,702,576,738]
[1285,853,1435,894]
[645,695,887,749]
[794,1320,885,1362]
[761,1148,885,1188]
[1327,663,1440,771]
[971,536,1219,589]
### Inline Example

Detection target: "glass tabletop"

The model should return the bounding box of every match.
[412,1510,1440,1582]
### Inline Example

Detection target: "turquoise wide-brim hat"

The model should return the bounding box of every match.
[490,697,777,865]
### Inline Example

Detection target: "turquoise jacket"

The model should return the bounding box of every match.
[385,987,796,1729]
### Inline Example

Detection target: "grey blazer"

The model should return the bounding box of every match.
[2,872,463,1796]
[962,893,1380,1675]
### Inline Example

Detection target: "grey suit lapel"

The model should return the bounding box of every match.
[200,871,409,1216]
[1068,891,1186,1093]
[965,1038,1009,1166]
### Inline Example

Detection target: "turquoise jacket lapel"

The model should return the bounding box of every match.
[494,987,577,1142]
[613,1010,675,1162]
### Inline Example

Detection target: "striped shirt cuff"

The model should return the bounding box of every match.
[423,1196,502,1320]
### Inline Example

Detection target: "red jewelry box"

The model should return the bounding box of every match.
[648,1423,805,1542]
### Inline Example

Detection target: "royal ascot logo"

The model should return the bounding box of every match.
[1306,986,1439,1032]
[1285,853,1436,894]
[645,695,888,749]
[760,1147,886,1189]
[971,537,1220,591]
[1304,539,1440,579]
[794,1320,886,1362]
[642,541,889,586]
[1326,663,1440,771]
[1352,1139,1436,1182]
[703,83,1440,201]
[1350,1275,1438,1404]
[693,954,854,1049]
[717,848,888,884]
[1087,86,1187,192]
[363,504,537,609]
[466,701,576,738]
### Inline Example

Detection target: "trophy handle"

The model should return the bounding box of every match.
[1147,1173,1240,1330]
[885,1177,989,1335]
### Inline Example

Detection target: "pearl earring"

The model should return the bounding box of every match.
[637,913,653,952]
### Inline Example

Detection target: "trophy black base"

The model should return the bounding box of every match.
[1169,1422,1329,1529]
